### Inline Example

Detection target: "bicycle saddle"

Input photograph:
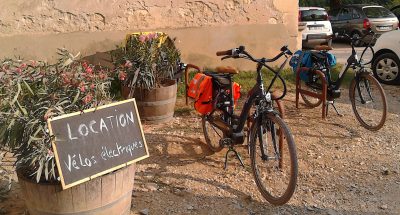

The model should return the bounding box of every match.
[314,45,333,51]
[215,66,239,74]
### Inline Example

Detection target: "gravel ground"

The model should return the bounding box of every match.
[1,85,399,215]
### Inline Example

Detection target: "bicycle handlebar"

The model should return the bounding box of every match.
[216,50,232,56]
[216,45,292,63]
[342,29,375,43]
[216,45,292,101]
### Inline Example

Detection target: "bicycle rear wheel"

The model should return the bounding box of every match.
[249,113,298,205]
[299,70,323,108]
[349,73,387,131]
[202,112,225,152]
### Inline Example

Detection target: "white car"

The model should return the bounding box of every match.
[299,7,333,47]
[372,30,400,84]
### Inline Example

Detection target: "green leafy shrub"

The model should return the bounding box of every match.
[112,32,181,93]
[0,49,112,182]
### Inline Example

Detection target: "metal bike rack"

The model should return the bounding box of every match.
[295,67,328,119]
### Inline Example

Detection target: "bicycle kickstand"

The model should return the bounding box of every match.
[224,146,245,170]
[326,100,343,117]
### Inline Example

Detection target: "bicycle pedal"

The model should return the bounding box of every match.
[219,138,232,147]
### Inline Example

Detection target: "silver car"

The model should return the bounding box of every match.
[330,5,399,46]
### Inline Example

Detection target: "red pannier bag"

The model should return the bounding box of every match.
[233,82,241,106]
[187,73,213,115]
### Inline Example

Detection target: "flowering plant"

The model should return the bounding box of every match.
[0,49,112,182]
[112,32,181,93]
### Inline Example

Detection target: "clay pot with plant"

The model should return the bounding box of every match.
[112,32,181,123]
[0,49,135,215]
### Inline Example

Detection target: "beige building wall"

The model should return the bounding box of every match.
[0,0,299,70]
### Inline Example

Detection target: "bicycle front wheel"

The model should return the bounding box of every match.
[249,113,298,205]
[349,73,387,131]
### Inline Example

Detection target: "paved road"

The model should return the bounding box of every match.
[329,42,374,65]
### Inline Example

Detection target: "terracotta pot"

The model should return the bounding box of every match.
[122,80,177,124]
[18,164,135,215]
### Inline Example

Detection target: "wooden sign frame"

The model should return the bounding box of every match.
[47,98,149,189]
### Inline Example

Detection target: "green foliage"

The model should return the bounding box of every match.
[176,64,353,100]
[0,49,112,183]
[232,68,296,92]
[176,68,296,100]
[111,32,181,93]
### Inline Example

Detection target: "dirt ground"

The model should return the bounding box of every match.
[1,85,399,215]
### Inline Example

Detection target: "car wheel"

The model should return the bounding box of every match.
[373,52,400,85]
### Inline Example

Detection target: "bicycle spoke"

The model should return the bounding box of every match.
[250,114,297,205]
[209,123,223,139]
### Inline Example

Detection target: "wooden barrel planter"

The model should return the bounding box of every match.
[122,80,177,124]
[18,164,135,215]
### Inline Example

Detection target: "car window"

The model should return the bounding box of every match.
[338,8,352,20]
[329,8,340,20]
[300,9,328,21]
[352,9,361,19]
[363,7,396,18]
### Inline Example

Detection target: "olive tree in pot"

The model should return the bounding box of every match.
[0,50,135,215]
[112,32,181,123]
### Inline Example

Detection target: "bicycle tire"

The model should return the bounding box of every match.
[202,113,224,152]
[349,73,387,131]
[299,71,323,108]
[249,113,298,205]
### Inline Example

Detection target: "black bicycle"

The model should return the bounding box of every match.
[179,46,298,205]
[299,32,387,131]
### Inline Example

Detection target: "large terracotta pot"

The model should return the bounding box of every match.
[18,164,135,215]
[122,79,177,124]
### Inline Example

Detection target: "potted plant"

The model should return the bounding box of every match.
[112,32,181,123]
[0,49,135,215]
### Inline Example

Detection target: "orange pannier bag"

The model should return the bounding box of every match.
[188,73,213,115]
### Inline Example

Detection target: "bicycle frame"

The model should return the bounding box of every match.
[315,39,373,93]
[233,58,289,134]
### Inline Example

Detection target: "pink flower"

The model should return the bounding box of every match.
[85,66,93,74]
[15,68,22,74]
[82,62,88,69]
[20,63,27,69]
[79,83,86,92]
[83,93,93,104]
[147,33,157,41]
[119,71,127,81]
[99,73,107,80]
[124,60,133,68]
[47,149,54,157]
[139,35,147,43]
[90,83,95,89]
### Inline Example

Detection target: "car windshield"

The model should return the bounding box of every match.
[363,7,396,18]
[301,9,328,21]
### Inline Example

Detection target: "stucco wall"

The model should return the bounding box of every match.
[0,0,299,70]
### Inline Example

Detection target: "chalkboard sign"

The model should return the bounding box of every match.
[48,99,149,189]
